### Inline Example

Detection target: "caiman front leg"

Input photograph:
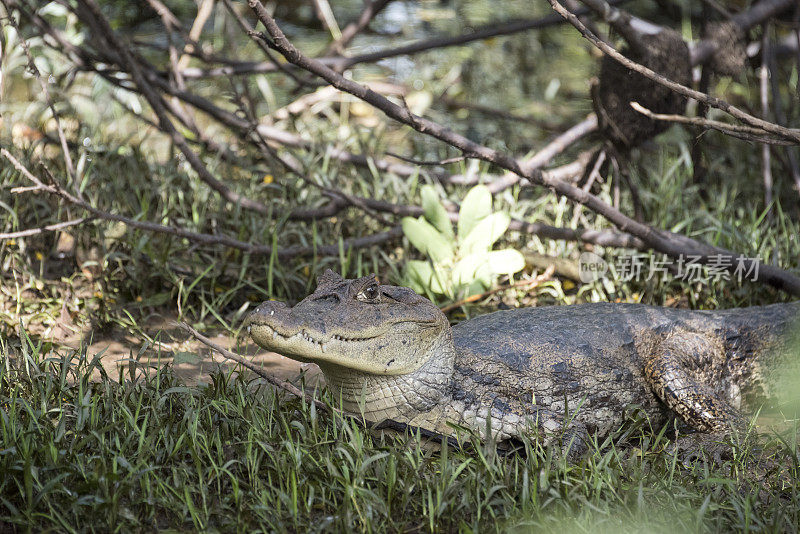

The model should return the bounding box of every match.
[476,401,591,459]
[645,332,747,459]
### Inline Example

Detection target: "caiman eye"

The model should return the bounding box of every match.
[357,283,381,303]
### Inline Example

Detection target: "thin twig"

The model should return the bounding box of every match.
[161,0,631,79]
[219,0,312,87]
[176,322,463,446]
[0,217,92,240]
[4,10,76,189]
[629,102,793,146]
[385,152,467,166]
[1,148,404,259]
[74,0,273,216]
[176,321,333,412]
[490,114,599,193]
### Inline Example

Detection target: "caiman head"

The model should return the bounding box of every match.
[246,269,451,376]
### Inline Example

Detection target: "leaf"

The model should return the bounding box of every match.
[405,260,447,295]
[452,253,489,286]
[460,212,510,255]
[465,280,487,297]
[421,185,454,238]
[457,185,492,239]
[404,260,432,293]
[474,263,493,288]
[401,217,453,263]
[487,249,526,275]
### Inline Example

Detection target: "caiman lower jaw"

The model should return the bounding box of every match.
[247,322,380,355]
[247,320,439,375]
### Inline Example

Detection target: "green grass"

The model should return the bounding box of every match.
[2,338,799,532]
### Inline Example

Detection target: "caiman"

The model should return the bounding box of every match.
[246,269,799,454]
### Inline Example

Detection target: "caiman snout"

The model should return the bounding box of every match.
[248,300,289,322]
[245,300,296,331]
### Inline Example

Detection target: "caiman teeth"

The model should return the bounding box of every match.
[256,324,376,346]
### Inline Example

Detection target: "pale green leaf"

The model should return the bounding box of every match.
[452,253,489,286]
[421,185,454,238]
[405,260,447,295]
[461,212,510,254]
[474,263,493,288]
[401,217,454,263]
[457,185,492,238]
[487,249,526,275]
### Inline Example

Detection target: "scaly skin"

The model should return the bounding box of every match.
[247,270,799,452]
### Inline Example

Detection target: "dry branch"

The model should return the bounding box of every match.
[170,0,631,79]
[177,321,331,412]
[72,0,274,216]
[0,217,92,240]
[629,103,794,146]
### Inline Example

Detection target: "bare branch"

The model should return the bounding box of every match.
[1,148,403,260]
[177,322,332,412]
[629,103,794,145]
[73,0,273,216]
[0,217,92,240]
[386,153,467,166]
[172,0,631,79]
[219,0,313,87]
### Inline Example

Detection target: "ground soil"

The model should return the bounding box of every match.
[26,315,325,388]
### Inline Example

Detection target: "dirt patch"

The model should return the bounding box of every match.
[25,315,325,388]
